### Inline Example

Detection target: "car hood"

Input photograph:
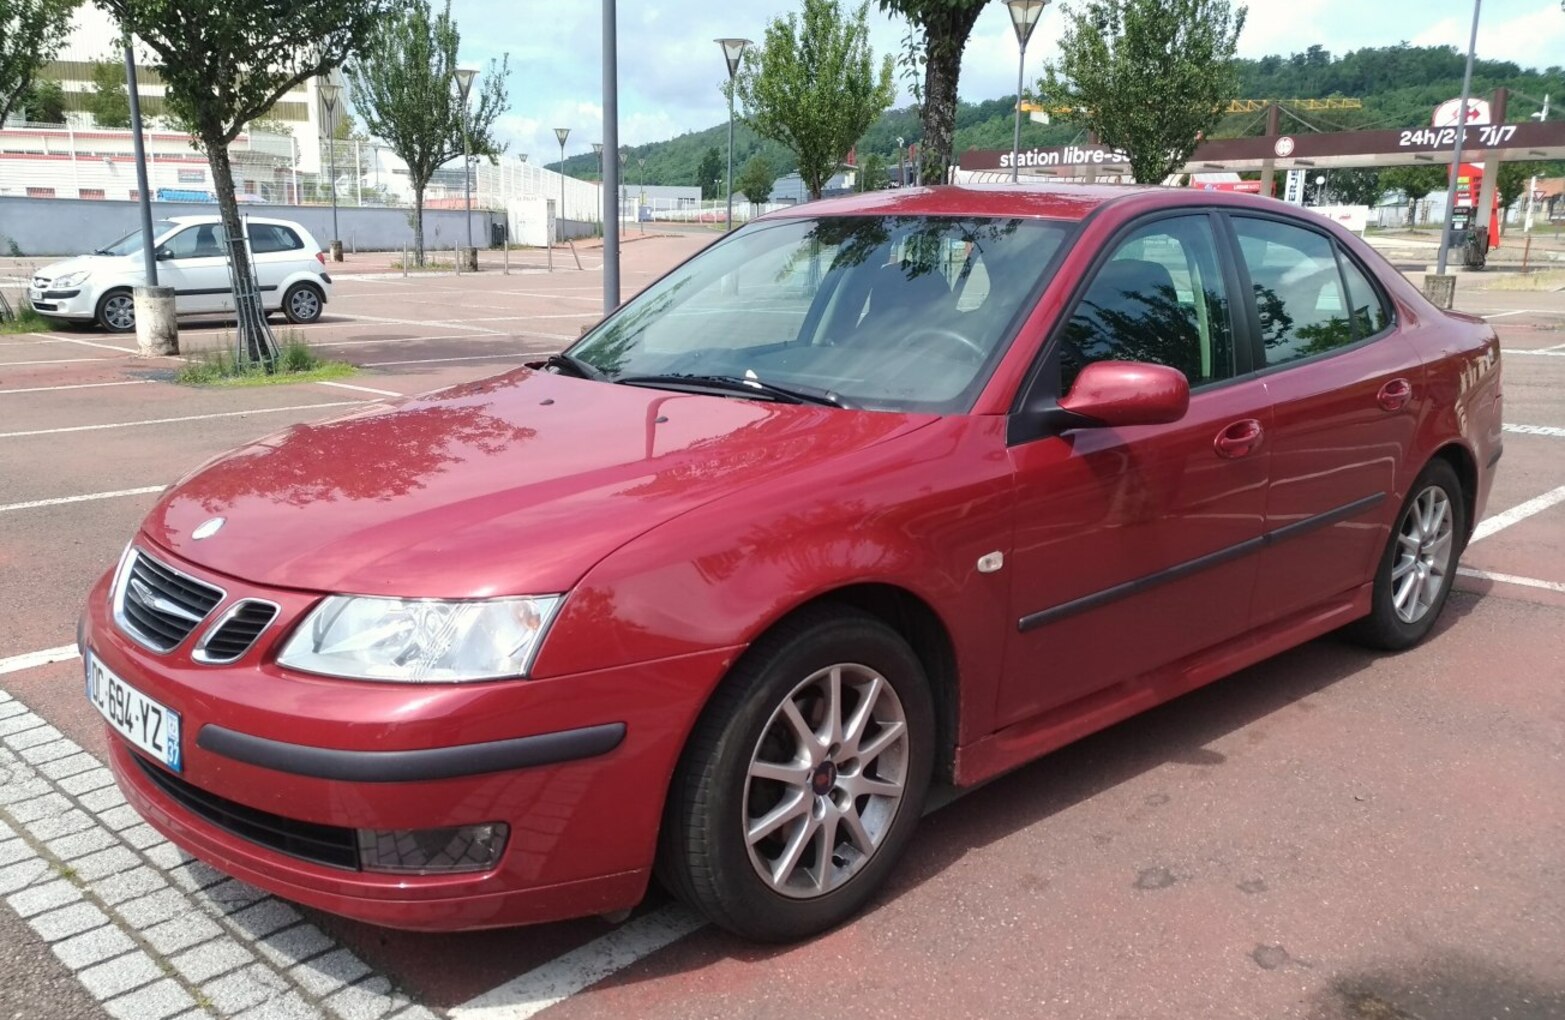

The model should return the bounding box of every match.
[143,369,937,597]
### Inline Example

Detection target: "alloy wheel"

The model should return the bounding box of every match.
[103,294,135,331]
[743,663,908,899]
[289,288,320,321]
[1391,485,1455,624]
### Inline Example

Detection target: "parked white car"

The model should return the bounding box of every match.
[29,215,333,333]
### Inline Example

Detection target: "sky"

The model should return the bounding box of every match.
[452,1,1565,164]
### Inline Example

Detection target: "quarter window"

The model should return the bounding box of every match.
[1059,215,1234,391]
[1232,217,1355,365]
[1338,250,1392,339]
[250,225,303,253]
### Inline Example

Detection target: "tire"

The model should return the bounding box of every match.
[1346,458,1466,651]
[95,289,136,333]
[282,283,324,324]
[657,606,935,942]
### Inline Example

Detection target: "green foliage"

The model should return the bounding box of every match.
[0,0,76,124]
[876,0,988,183]
[1041,0,1247,184]
[1311,168,1384,207]
[1496,161,1565,212]
[1380,164,1448,225]
[84,58,129,128]
[736,154,775,204]
[696,146,722,199]
[177,335,354,386]
[733,0,896,200]
[858,152,889,190]
[346,0,509,266]
[94,0,389,365]
[0,299,49,332]
[20,75,65,122]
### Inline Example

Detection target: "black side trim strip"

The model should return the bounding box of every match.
[171,286,278,296]
[197,721,626,782]
[42,289,81,299]
[1017,492,1386,632]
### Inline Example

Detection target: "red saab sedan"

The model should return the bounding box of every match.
[80,185,1503,941]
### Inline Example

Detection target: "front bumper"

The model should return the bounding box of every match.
[28,286,94,319]
[82,554,738,931]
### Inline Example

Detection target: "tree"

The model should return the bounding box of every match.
[733,0,895,201]
[83,59,130,128]
[696,146,722,200]
[859,152,889,191]
[1312,168,1384,208]
[347,0,507,266]
[1040,0,1247,184]
[0,0,76,124]
[94,0,389,367]
[876,1,986,187]
[1382,165,1447,227]
[736,154,775,204]
[20,76,65,122]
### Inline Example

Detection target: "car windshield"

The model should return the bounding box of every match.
[567,214,1072,413]
[94,220,178,257]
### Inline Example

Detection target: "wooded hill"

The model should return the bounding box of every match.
[555,43,1564,189]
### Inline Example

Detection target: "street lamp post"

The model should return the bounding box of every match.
[896,136,905,187]
[554,127,570,242]
[453,67,477,262]
[715,38,751,231]
[1004,0,1048,185]
[318,82,343,260]
[637,156,646,231]
[619,150,628,231]
[1436,0,1482,278]
[592,141,604,224]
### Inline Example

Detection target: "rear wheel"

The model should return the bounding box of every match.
[1347,459,1466,650]
[282,283,324,324]
[658,607,934,942]
[95,289,135,333]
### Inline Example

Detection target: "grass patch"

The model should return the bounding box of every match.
[0,300,52,334]
[1468,268,1565,292]
[389,258,455,272]
[177,334,357,387]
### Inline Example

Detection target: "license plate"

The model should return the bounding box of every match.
[28,289,43,302]
[86,652,182,772]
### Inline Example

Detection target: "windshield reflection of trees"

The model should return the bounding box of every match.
[192,405,534,511]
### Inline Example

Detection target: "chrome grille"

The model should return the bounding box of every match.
[113,549,225,652]
[194,600,279,664]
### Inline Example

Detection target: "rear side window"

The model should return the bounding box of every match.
[250,225,303,253]
[1231,217,1354,365]
[1059,214,1235,391]
[1338,251,1392,338]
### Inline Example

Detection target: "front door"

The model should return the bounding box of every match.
[156,224,231,315]
[1224,214,1422,625]
[999,212,1271,728]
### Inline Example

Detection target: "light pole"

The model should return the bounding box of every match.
[1436,0,1482,277]
[453,67,477,258]
[619,149,628,231]
[1005,0,1048,184]
[716,37,751,230]
[318,82,342,260]
[896,136,905,187]
[637,156,646,231]
[554,127,570,242]
[592,141,604,226]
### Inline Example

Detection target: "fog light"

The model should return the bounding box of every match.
[356,823,509,875]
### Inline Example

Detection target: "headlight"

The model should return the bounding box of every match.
[52,270,90,288]
[277,595,562,682]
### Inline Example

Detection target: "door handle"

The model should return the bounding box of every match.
[1214,418,1264,459]
[1378,378,1413,411]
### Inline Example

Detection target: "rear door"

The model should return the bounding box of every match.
[999,212,1272,728]
[1224,213,1421,625]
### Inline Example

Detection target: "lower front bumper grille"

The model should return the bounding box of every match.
[132,752,360,870]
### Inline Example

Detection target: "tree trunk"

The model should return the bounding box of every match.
[918,6,984,186]
[204,129,275,368]
[412,182,427,267]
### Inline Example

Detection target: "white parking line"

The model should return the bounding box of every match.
[333,312,503,335]
[1457,568,1565,593]
[363,353,535,368]
[1504,424,1565,438]
[450,905,704,1020]
[0,357,111,366]
[1501,349,1565,357]
[1470,485,1565,544]
[49,336,139,354]
[0,401,362,439]
[315,381,402,398]
[0,486,166,514]
[0,380,154,396]
[0,645,78,676]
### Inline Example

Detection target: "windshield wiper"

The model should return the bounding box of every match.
[615,373,846,408]
[92,248,111,256]
[533,352,606,381]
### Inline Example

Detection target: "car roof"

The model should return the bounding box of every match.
[759,182,1297,223]
[165,215,300,228]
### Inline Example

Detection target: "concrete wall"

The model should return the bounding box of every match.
[0,197,498,257]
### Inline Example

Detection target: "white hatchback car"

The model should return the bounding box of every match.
[29,215,332,333]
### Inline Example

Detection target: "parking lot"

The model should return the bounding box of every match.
[2,241,1563,1020]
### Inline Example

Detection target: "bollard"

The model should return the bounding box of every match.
[1422,273,1456,310]
[329,240,344,262]
[454,243,461,276]
[402,245,408,278]
[133,286,178,357]
[503,243,509,276]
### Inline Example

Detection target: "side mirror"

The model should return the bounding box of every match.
[1058,361,1190,428]
[154,247,173,261]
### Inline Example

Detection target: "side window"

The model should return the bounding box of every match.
[163,224,226,259]
[251,225,303,254]
[1338,249,1391,339]
[1060,215,1234,392]
[1232,217,1354,365]
[160,228,198,259]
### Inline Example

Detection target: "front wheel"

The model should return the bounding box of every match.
[95,289,135,333]
[658,607,934,942]
[1347,459,1466,650]
[282,283,324,324]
